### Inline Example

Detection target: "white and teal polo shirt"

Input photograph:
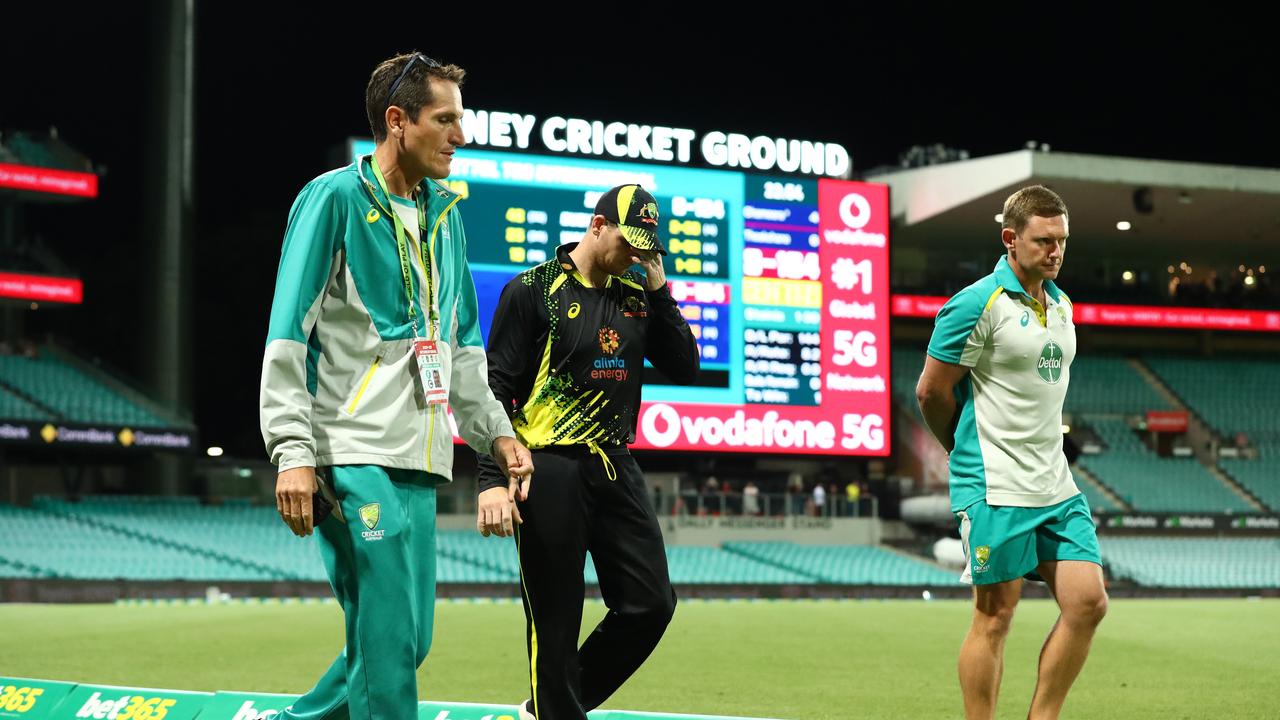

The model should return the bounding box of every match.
[927,256,1080,512]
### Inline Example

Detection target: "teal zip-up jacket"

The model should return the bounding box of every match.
[259,155,514,478]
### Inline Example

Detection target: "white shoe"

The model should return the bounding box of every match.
[517,699,535,720]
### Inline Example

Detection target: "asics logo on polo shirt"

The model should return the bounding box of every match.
[366,208,380,223]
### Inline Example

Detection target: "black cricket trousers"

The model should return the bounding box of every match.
[512,445,676,720]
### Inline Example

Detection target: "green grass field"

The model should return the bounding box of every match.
[1,598,1276,719]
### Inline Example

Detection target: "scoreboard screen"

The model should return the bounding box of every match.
[351,142,889,455]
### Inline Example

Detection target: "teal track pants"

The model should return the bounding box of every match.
[284,465,439,720]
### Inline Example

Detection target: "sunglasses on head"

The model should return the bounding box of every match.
[385,53,442,110]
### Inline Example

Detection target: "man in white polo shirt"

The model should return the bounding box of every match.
[916,185,1107,720]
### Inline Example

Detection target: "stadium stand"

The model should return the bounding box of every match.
[0,350,177,427]
[1076,480,1121,513]
[1145,356,1280,441]
[0,503,264,581]
[0,385,51,421]
[0,137,18,164]
[1065,356,1171,415]
[33,495,323,581]
[6,496,1280,589]
[891,348,926,408]
[1221,442,1280,511]
[0,497,955,586]
[1078,418,1252,513]
[723,542,956,585]
[1102,537,1280,588]
[1,131,90,172]
[666,546,814,584]
[1146,356,1279,510]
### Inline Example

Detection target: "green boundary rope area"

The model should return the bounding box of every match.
[112,597,886,607]
[0,678,780,720]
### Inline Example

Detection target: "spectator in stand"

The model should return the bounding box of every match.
[846,480,861,517]
[743,481,760,516]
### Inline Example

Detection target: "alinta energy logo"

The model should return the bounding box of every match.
[598,327,620,355]
[1037,340,1064,384]
[592,327,627,382]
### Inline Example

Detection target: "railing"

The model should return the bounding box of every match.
[657,491,878,519]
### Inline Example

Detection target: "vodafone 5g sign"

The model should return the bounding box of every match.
[634,180,891,456]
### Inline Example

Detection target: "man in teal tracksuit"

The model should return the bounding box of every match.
[259,52,534,720]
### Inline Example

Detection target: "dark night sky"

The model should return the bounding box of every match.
[3,6,1276,457]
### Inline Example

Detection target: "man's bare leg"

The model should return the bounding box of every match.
[959,578,1023,720]
[1027,560,1108,720]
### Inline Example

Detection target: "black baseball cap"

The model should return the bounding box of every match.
[594,184,666,255]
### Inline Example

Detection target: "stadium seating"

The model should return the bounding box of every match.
[724,542,956,585]
[1102,537,1280,588]
[666,546,814,584]
[1145,356,1280,441]
[1078,418,1252,513]
[1075,480,1121,513]
[891,348,926,410]
[1146,356,1280,511]
[33,495,325,581]
[3,133,80,171]
[1065,356,1171,415]
[7,496,1278,589]
[0,352,174,427]
[0,503,265,580]
[0,139,18,164]
[1220,441,1280,511]
[1,497,955,586]
[0,385,51,422]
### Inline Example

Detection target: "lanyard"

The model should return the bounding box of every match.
[368,155,438,339]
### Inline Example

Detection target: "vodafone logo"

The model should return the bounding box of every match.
[642,404,681,447]
[838,193,872,229]
[640,404,885,452]
[825,190,885,248]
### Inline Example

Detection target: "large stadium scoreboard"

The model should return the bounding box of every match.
[351,137,889,456]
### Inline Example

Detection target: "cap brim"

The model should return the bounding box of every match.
[620,224,667,255]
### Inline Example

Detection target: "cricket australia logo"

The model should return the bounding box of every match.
[638,201,659,226]
[622,295,647,317]
[359,503,384,541]
[974,545,991,572]
[1037,340,1064,384]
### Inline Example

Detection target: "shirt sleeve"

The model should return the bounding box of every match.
[926,287,993,368]
[477,273,543,494]
[642,282,700,384]
[259,179,344,471]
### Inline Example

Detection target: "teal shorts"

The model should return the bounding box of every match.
[956,493,1101,585]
